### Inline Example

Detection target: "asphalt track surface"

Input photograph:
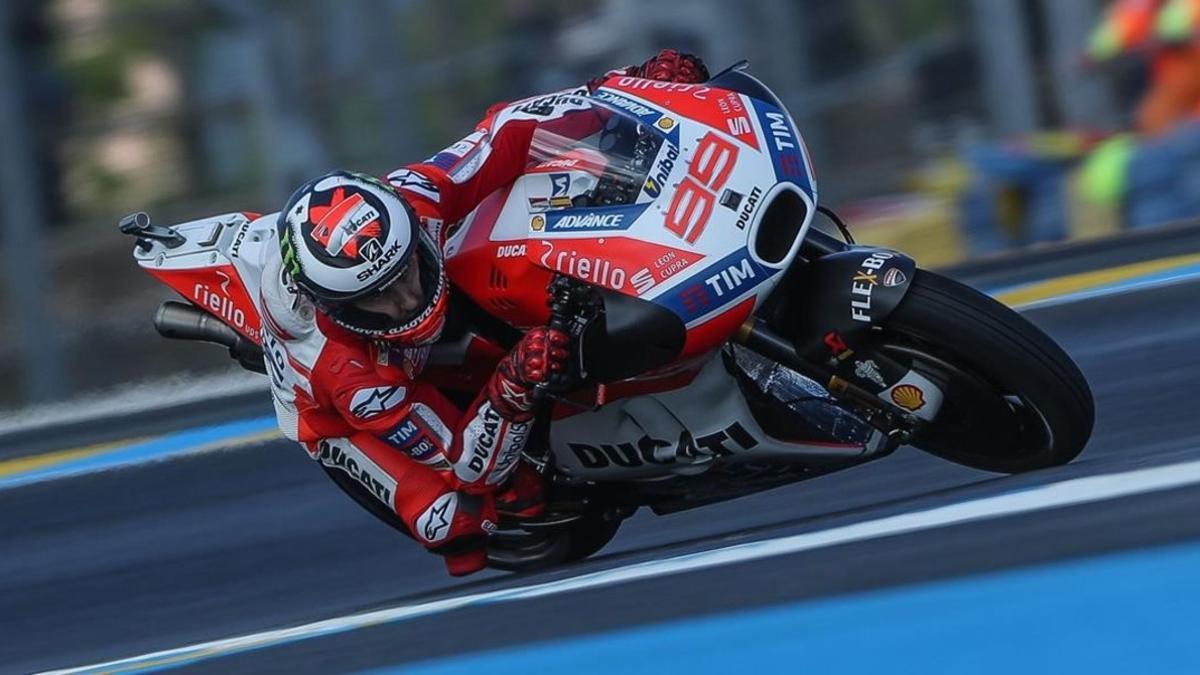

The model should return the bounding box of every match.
[4,267,1200,672]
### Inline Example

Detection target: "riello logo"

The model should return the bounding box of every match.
[193,282,247,329]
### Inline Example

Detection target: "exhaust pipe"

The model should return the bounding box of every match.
[154,300,267,374]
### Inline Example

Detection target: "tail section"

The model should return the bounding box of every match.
[127,211,270,345]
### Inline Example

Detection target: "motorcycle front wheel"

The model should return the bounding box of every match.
[880,270,1094,473]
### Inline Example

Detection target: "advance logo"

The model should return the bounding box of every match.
[544,203,650,233]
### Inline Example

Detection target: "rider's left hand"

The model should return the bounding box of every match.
[487,326,571,422]
[586,49,710,92]
[635,49,710,83]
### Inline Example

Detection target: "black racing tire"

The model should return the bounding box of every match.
[882,269,1094,473]
[561,516,623,562]
[486,516,623,572]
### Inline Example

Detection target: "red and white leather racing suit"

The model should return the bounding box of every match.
[259,51,708,576]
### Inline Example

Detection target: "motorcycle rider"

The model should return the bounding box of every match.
[260,50,710,576]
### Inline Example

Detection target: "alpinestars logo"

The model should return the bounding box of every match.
[387,169,440,203]
[499,379,533,413]
[349,386,407,419]
[417,492,457,543]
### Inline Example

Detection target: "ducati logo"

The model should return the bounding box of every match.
[307,187,386,262]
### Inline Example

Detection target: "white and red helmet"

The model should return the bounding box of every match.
[278,171,447,345]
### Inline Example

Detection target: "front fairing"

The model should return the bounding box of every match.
[448,73,817,358]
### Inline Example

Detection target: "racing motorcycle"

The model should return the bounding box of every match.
[121,64,1094,570]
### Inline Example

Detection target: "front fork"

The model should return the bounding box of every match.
[738,232,948,443]
[733,317,930,445]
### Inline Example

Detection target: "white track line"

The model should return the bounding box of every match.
[45,455,1200,674]
[0,369,266,436]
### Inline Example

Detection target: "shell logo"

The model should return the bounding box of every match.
[890,384,926,412]
[657,117,676,130]
[531,215,545,231]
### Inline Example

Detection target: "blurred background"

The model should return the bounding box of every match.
[0,0,1192,409]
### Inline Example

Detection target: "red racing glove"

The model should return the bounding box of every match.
[486,327,572,423]
[635,48,710,84]
[587,49,710,92]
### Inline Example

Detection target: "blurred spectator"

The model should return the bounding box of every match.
[960,132,1095,255]
[1088,0,1200,136]
[961,0,1200,252]
[1082,0,1200,228]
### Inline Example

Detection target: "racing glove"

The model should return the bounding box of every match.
[586,49,710,92]
[635,48,710,84]
[485,327,572,423]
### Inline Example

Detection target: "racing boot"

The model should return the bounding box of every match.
[426,492,497,577]
[493,461,546,520]
[443,545,488,577]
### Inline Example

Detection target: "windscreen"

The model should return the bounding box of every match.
[525,100,671,209]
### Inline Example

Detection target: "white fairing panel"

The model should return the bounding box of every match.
[549,357,869,482]
[132,211,278,312]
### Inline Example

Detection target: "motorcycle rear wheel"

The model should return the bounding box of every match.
[486,515,622,572]
[881,270,1094,473]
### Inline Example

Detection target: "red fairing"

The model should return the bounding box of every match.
[550,297,756,418]
[551,362,706,421]
[146,264,263,344]
[530,236,704,298]
[420,335,507,393]
[680,296,756,360]
[444,186,555,330]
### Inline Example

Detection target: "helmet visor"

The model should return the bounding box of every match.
[352,256,426,325]
[326,229,447,342]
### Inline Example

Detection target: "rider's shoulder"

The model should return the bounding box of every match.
[259,244,317,342]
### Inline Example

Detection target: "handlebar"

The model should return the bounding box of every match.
[533,275,596,403]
